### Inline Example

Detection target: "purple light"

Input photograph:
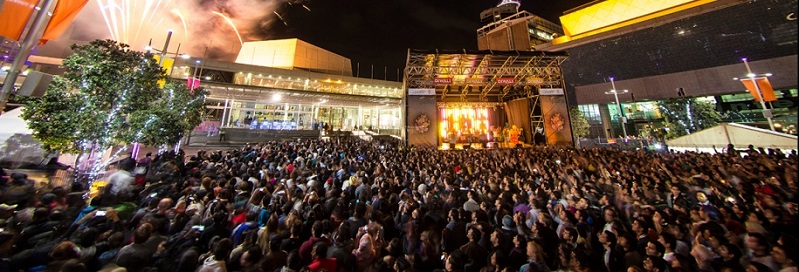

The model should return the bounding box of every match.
[742,58,748,61]
[609,77,614,81]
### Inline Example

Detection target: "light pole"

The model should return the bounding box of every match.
[190,59,201,89]
[605,77,629,139]
[735,58,775,131]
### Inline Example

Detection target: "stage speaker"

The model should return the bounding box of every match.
[18,71,53,97]
[463,144,471,150]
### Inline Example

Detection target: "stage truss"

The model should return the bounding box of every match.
[404,49,569,143]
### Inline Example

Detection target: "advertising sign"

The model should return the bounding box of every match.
[434,78,453,85]
[408,88,436,96]
[539,88,564,96]
[496,77,516,85]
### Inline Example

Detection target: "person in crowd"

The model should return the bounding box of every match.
[0,139,794,272]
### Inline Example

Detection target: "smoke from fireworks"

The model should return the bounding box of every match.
[70,0,310,60]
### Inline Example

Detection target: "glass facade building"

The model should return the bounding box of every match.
[169,59,404,135]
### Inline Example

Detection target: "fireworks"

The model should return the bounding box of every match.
[88,0,311,59]
[171,8,188,40]
[212,11,244,46]
[97,0,177,46]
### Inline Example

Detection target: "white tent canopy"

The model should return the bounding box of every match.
[0,107,48,167]
[667,123,798,151]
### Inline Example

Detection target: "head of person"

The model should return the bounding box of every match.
[311,241,328,260]
[240,246,262,268]
[643,255,668,272]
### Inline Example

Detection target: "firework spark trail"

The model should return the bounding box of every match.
[212,11,244,45]
[274,11,288,26]
[172,9,189,40]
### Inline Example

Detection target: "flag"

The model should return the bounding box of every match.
[0,0,89,44]
[740,77,777,102]
[188,77,201,92]
[0,0,38,41]
[153,55,175,88]
[41,0,91,43]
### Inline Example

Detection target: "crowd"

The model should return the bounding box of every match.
[0,139,796,272]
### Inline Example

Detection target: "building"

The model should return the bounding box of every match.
[537,0,798,138]
[477,0,564,51]
[168,39,403,136]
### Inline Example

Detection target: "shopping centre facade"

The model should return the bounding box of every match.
[538,0,798,138]
[166,39,404,137]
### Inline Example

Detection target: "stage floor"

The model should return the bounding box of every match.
[438,142,532,150]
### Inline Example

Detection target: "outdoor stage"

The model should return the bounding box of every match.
[404,49,574,148]
[438,141,532,150]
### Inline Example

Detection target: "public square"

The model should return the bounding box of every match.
[0,0,797,272]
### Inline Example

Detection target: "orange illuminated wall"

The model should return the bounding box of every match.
[555,0,715,43]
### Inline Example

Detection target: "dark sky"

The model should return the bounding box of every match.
[260,0,594,80]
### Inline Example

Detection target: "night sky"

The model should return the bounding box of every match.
[261,0,594,80]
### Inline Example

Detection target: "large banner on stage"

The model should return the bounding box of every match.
[539,95,574,146]
[406,92,438,148]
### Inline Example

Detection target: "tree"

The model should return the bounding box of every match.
[658,97,724,139]
[21,39,206,179]
[569,107,591,139]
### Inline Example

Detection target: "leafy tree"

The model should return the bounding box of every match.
[658,97,724,139]
[21,39,206,178]
[569,107,590,139]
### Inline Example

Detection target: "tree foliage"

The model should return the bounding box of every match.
[21,39,206,155]
[569,107,591,139]
[658,97,724,139]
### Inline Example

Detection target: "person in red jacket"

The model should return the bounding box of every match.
[307,242,337,272]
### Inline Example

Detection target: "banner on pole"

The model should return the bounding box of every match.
[740,77,777,102]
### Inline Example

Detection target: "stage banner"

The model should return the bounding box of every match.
[539,95,574,146]
[406,95,438,148]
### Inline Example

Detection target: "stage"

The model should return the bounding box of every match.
[438,141,533,150]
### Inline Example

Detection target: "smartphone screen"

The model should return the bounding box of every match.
[96,210,107,217]
[191,225,205,232]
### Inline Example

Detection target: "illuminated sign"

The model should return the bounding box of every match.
[496,78,515,85]
[526,77,544,84]
[539,88,564,96]
[559,0,713,38]
[434,78,453,85]
[408,88,436,96]
[465,78,486,85]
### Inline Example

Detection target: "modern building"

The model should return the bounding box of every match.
[536,0,798,138]
[168,39,404,136]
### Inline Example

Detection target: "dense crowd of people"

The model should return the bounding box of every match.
[0,139,797,272]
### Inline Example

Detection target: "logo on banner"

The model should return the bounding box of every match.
[434,78,453,85]
[408,88,436,96]
[539,88,564,96]
[550,113,565,132]
[414,114,431,133]
[496,78,515,85]
[526,77,544,84]
[465,78,485,85]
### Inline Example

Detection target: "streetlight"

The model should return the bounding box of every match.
[189,60,202,89]
[733,58,775,131]
[605,77,629,139]
[144,31,192,77]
